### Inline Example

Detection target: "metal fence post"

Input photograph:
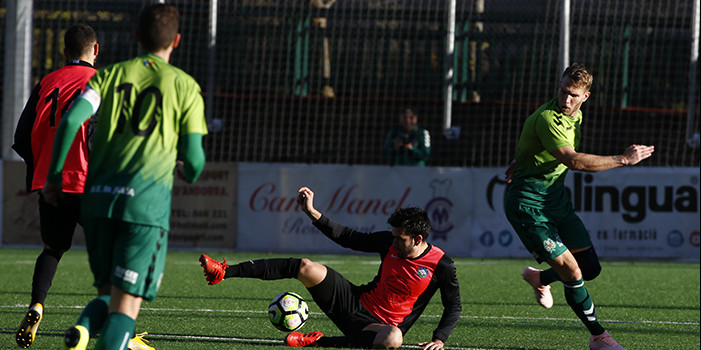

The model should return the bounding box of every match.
[558,0,570,76]
[688,0,700,148]
[443,0,456,131]
[2,0,33,161]
[207,0,218,125]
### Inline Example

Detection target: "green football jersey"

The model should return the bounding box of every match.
[510,98,581,198]
[84,53,207,230]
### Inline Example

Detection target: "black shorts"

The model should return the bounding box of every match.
[38,192,82,252]
[307,267,381,336]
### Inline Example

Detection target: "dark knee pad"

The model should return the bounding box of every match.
[43,247,65,260]
[573,247,601,281]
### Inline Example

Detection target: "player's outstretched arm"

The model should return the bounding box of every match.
[620,144,655,165]
[297,186,322,221]
[550,144,654,172]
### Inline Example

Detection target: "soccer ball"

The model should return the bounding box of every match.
[268,292,309,332]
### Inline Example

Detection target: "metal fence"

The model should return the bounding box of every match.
[2,0,699,167]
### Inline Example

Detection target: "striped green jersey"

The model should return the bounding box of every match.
[84,53,207,230]
[510,98,581,198]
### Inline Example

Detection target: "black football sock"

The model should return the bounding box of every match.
[315,331,377,349]
[30,248,63,306]
[225,258,302,280]
[315,336,354,348]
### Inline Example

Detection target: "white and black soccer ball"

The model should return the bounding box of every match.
[268,292,309,332]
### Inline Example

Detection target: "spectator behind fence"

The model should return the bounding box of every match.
[382,108,431,166]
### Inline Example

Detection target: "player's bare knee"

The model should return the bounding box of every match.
[375,327,403,349]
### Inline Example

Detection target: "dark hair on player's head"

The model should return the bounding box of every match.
[388,207,431,240]
[562,62,593,92]
[137,4,180,52]
[64,24,97,60]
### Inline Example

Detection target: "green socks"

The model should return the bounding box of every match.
[563,279,605,335]
[76,295,110,337]
[94,312,135,350]
[539,268,561,286]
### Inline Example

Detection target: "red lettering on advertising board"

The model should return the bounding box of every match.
[249,183,301,212]
[249,183,411,216]
[326,185,411,215]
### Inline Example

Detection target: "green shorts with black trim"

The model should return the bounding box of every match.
[504,187,592,263]
[82,217,168,301]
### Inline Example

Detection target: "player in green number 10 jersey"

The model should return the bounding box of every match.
[43,4,207,350]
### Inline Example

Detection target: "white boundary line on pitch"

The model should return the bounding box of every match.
[1,304,698,326]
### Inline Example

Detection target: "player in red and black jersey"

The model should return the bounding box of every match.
[200,186,461,350]
[11,24,98,349]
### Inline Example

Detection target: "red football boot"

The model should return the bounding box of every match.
[199,254,229,285]
[285,331,324,347]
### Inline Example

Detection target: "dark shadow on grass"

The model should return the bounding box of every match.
[0,289,272,302]
[430,317,701,337]
[145,333,285,346]
[0,290,94,298]
[463,300,700,311]
[0,328,555,350]
[0,328,284,347]
[5,288,697,311]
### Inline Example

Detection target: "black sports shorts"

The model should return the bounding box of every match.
[307,266,381,336]
[38,192,82,252]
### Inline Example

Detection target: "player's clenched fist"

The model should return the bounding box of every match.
[298,186,322,221]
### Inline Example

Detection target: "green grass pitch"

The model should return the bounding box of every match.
[1,248,698,349]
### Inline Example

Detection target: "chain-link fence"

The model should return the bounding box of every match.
[2,0,699,167]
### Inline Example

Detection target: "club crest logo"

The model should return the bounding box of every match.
[417,267,429,278]
[424,178,454,240]
[543,238,563,253]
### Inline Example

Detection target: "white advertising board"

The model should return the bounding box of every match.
[238,163,699,261]
[237,163,474,256]
[469,167,700,260]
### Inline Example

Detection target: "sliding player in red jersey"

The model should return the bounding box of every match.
[201,186,461,350]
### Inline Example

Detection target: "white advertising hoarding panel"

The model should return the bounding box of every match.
[563,167,698,260]
[237,163,699,261]
[469,167,700,260]
[170,163,237,248]
[237,163,474,256]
